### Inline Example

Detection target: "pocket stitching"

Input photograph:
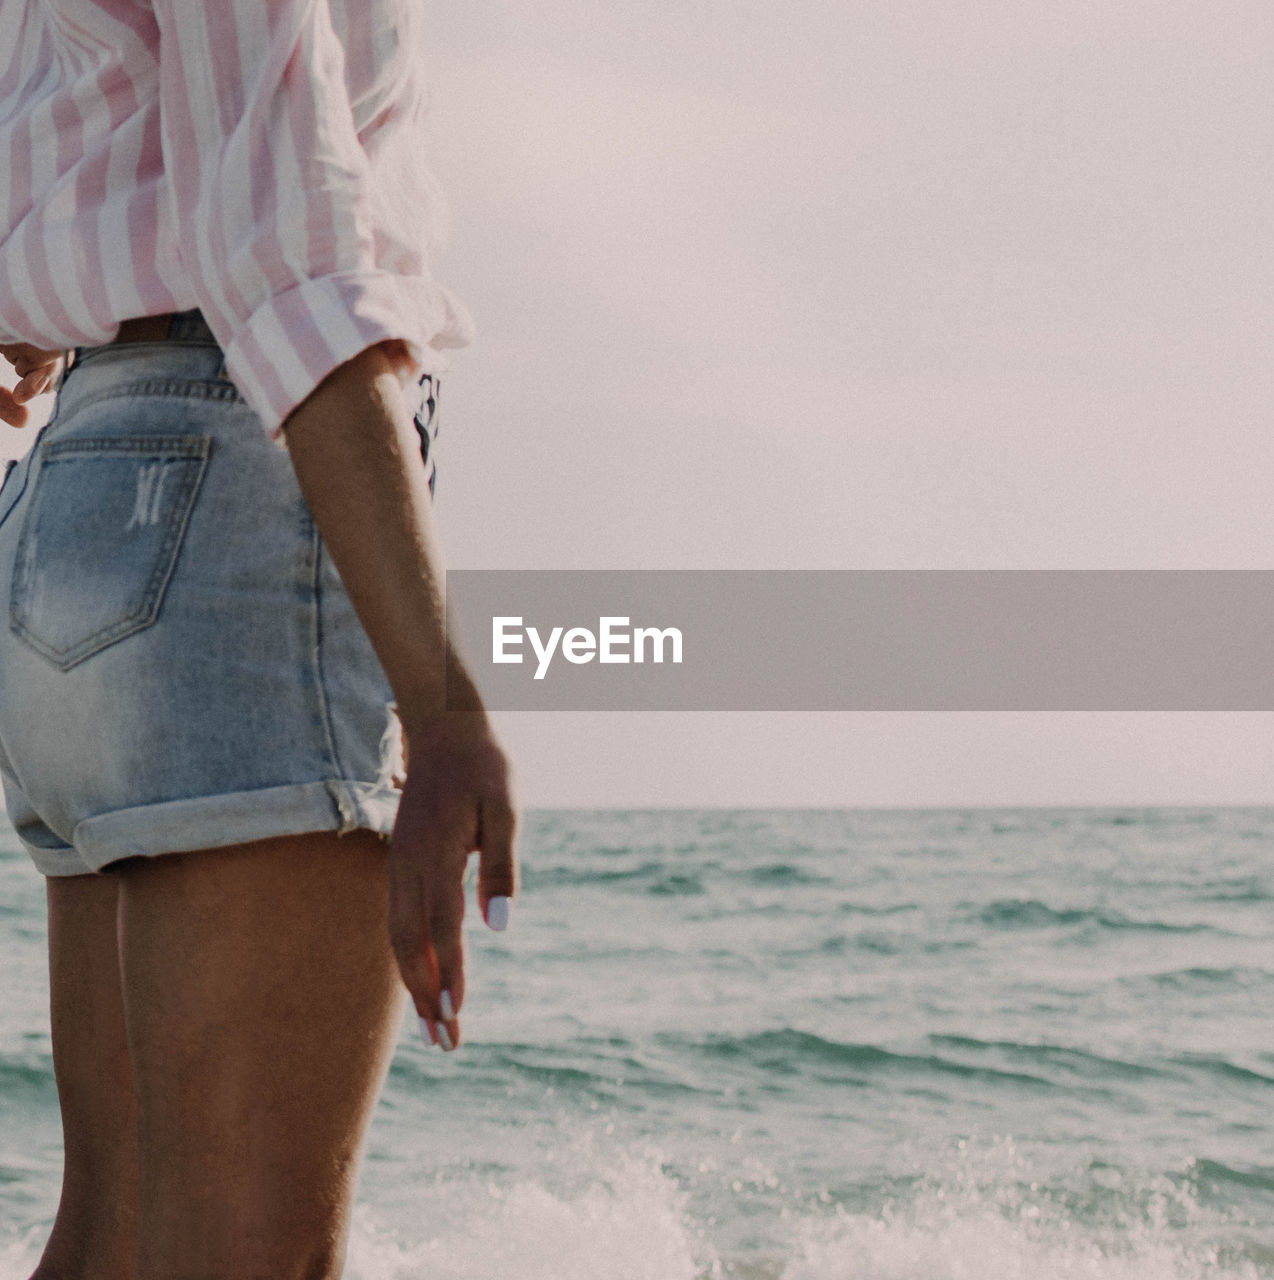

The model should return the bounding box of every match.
[9,436,212,670]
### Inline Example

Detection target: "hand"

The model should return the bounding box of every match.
[0,342,64,427]
[388,709,517,1051]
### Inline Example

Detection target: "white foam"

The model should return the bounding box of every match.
[345,1145,708,1280]
[779,1135,1266,1280]
[783,1207,1263,1280]
[2,1134,1266,1280]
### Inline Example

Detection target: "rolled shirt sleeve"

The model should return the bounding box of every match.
[152,0,461,435]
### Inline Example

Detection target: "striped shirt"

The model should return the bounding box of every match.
[0,0,473,435]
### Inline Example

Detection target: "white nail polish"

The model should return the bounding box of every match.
[487,896,511,931]
[418,1015,436,1048]
[437,1022,454,1051]
[440,989,455,1021]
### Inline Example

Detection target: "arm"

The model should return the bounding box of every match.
[283,341,517,1051]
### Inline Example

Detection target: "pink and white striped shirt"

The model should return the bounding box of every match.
[0,0,473,435]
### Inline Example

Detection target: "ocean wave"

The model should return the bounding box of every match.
[1086,809,1220,828]
[523,860,684,889]
[973,898,1219,933]
[523,858,840,895]
[4,1118,1272,1280]
[424,1041,716,1104]
[782,1200,1271,1280]
[393,1025,1212,1110]
[0,1054,55,1107]
[337,1136,1274,1280]
[1169,1056,1274,1089]
[742,863,835,887]
[835,901,920,916]
[801,930,976,958]
[661,1029,1061,1093]
[1196,878,1273,904]
[1188,1158,1274,1195]
[927,1035,1168,1083]
[1142,967,1274,991]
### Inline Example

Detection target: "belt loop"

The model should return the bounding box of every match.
[53,348,75,395]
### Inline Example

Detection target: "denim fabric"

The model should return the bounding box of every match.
[0,312,426,875]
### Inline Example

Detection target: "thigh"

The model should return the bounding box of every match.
[39,872,138,1279]
[117,830,406,1279]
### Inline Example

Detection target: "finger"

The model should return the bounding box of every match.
[391,881,453,1052]
[477,796,518,931]
[0,342,36,368]
[1,344,61,376]
[23,358,58,383]
[0,387,29,428]
[11,356,49,380]
[425,840,470,1040]
[388,854,440,1016]
[388,805,471,1050]
[13,369,52,403]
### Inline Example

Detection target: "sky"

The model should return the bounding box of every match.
[4,0,1274,805]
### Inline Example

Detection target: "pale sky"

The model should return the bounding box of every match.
[5,0,1274,806]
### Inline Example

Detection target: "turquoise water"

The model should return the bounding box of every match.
[2,807,1272,1278]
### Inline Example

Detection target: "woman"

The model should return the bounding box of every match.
[0,1,517,1276]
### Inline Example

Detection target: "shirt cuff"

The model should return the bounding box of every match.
[218,273,468,437]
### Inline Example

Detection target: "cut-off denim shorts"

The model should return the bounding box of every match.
[0,309,441,877]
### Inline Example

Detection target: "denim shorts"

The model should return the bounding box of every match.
[0,310,440,877]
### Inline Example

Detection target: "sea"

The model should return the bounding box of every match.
[1,806,1272,1279]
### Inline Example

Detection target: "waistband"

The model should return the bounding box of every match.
[62,308,220,384]
[56,310,230,407]
[86,307,217,354]
[111,309,215,345]
[55,309,439,429]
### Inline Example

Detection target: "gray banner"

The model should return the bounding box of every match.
[444,570,1274,710]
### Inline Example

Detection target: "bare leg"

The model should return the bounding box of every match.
[117,831,406,1279]
[31,873,138,1280]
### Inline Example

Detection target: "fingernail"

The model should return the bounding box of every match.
[487,896,511,931]
[440,989,455,1021]
[418,1015,438,1048]
[436,1022,455,1052]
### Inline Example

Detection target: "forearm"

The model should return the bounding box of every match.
[280,342,475,731]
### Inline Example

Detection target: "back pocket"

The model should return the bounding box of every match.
[10,435,211,670]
